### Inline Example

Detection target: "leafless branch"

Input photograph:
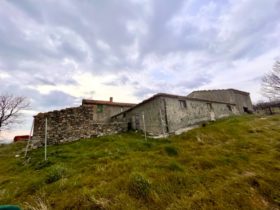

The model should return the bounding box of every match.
[0,94,30,132]
[261,60,280,100]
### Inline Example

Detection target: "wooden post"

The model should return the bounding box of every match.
[142,112,147,141]
[45,118,48,161]
[159,109,165,137]
[24,119,34,157]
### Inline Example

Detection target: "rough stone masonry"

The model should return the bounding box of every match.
[31,105,127,148]
[31,89,253,148]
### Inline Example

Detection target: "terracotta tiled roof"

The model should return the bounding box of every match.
[82,99,136,107]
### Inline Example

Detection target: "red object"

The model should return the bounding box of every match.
[13,135,31,142]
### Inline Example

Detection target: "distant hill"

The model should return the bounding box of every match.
[0,114,280,210]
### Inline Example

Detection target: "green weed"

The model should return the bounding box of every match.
[1,114,280,209]
[128,173,151,199]
[164,146,178,156]
[168,161,184,171]
[45,165,67,184]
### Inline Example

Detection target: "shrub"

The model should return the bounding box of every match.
[164,146,178,156]
[128,173,151,199]
[194,159,215,170]
[24,196,49,210]
[168,161,184,172]
[33,160,53,170]
[45,165,67,184]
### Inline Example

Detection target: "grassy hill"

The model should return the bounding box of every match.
[0,114,280,210]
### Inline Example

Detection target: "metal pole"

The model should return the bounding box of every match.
[24,119,34,157]
[44,118,47,161]
[159,109,165,137]
[142,112,147,141]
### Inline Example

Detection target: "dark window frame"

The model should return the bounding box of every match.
[179,100,187,109]
[207,103,213,110]
[97,104,104,113]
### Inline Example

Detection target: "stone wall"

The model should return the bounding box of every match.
[254,101,280,115]
[83,104,132,123]
[164,97,238,133]
[112,97,164,135]
[112,94,239,136]
[31,106,127,148]
[188,89,253,113]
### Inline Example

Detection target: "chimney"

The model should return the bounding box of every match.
[109,97,113,103]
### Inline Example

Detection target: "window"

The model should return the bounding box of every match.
[227,104,232,111]
[97,104,103,113]
[207,103,213,110]
[179,100,187,108]
[135,113,140,129]
[243,107,250,113]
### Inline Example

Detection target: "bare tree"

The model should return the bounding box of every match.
[0,94,30,132]
[262,60,280,100]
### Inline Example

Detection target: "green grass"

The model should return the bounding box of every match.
[0,114,280,209]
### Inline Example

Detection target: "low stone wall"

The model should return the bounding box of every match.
[31,106,127,148]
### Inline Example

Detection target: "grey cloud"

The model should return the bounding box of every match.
[0,0,149,83]
[178,76,211,89]
[34,77,56,86]
[138,0,280,63]
[104,75,131,86]
[134,87,155,99]
[0,0,279,113]
[37,91,78,110]
[2,0,278,79]
[0,81,78,112]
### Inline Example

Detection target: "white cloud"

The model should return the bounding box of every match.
[0,71,10,79]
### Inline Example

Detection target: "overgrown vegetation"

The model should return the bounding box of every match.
[0,114,280,209]
[128,173,151,199]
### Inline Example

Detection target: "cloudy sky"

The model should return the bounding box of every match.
[0,0,280,142]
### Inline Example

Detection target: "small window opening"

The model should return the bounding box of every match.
[179,100,187,108]
[243,107,250,113]
[227,105,232,111]
[97,104,103,113]
[207,103,213,110]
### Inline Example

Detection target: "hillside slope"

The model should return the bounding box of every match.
[0,115,280,210]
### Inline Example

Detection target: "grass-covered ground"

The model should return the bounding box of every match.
[0,114,280,210]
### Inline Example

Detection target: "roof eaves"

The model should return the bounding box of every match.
[82,99,136,107]
[111,92,236,118]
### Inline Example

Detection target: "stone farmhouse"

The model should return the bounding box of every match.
[31,89,253,147]
[31,98,136,147]
[187,89,253,114]
[111,89,253,136]
[254,100,280,115]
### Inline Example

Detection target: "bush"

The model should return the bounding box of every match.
[168,161,184,171]
[164,146,178,156]
[128,173,151,199]
[33,160,53,170]
[194,159,215,170]
[45,165,67,184]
